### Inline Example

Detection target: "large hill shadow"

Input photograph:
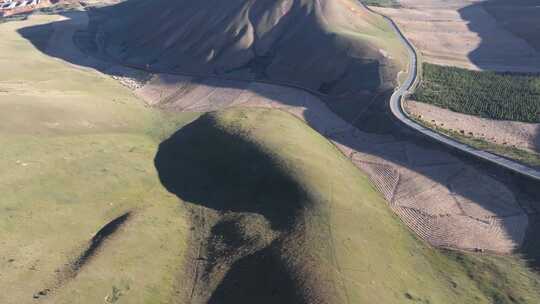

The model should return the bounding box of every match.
[15,2,540,269]
[207,245,302,304]
[154,114,306,231]
[153,112,312,303]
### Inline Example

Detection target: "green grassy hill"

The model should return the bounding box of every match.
[163,107,540,304]
[2,10,540,304]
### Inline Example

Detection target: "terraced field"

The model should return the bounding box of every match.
[405,100,540,154]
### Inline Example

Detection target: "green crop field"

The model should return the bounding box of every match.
[412,63,540,123]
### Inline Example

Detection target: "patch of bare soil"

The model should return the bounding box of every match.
[405,100,540,153]
[136,74,534,254]
[371,0,540,72]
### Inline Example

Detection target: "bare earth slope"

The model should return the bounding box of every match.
[405,100,540,154]
[371,0,540,72]
[93,0,406,97]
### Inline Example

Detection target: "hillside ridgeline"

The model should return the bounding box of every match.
[91,0,404,97]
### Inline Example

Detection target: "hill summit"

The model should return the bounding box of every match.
[94,0,405,96]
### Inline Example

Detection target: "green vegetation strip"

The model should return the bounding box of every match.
[361,0,400,8]
[412,63,540,123]
[162,108,540,304]
[412,116,540,168]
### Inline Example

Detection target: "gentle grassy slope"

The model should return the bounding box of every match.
[0,15,200,304]
[410,117,540,168]
[2,11,540,304]
[412,63,540,123]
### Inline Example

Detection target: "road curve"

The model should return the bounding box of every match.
[90,2,540,181]
[363,4,540,181]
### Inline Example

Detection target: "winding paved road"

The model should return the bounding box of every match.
[89,1,540,181]
[365,5,540,181]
